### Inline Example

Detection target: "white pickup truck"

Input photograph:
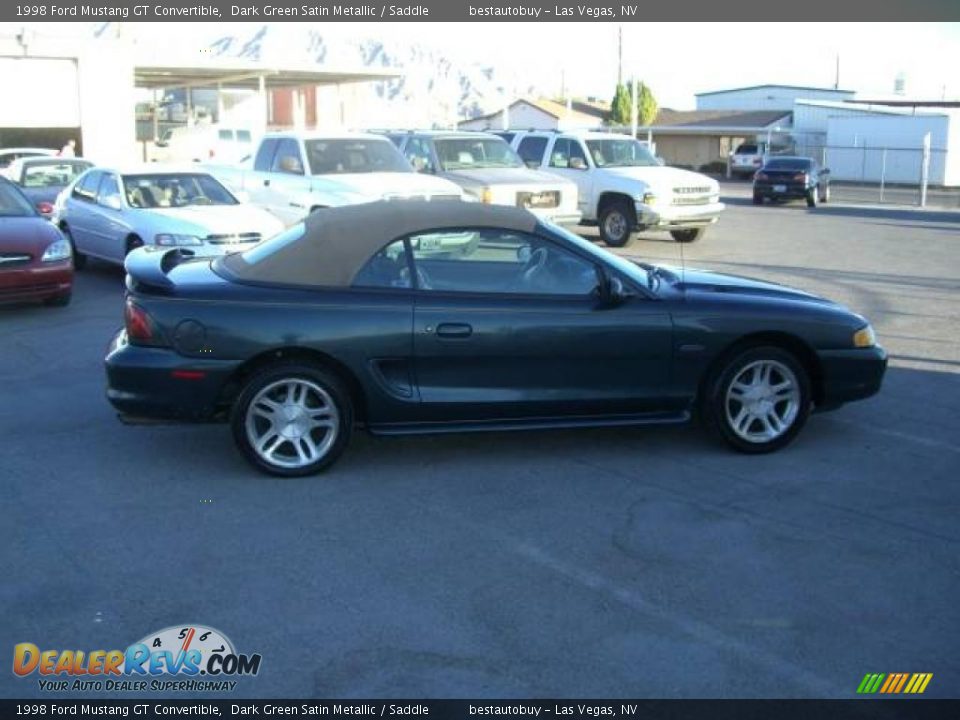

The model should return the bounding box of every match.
[204,131,465,227]
[507,130,724,247]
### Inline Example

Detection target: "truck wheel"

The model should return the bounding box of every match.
[670,228,705,243]
[598,200,633,247]
[806,187,818,208]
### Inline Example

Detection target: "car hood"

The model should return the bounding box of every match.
[442,167,573,189]
[0,216,61,253]
[656,264,831,304]
[140,204,284,237]
[310,172,464,202]
[599,166,718,193]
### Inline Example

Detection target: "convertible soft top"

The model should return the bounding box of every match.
[221,199,539,288]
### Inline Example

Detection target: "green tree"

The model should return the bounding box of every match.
[607,79,658,128]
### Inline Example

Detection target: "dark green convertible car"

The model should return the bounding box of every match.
[106,201,886,475]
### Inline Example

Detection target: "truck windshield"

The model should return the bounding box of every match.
[304,139,411,174]
[586,139,658,168]
[434,137,523,170]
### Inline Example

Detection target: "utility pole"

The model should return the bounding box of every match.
[617,26,623,87]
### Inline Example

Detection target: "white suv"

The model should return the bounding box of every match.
[508,130,724,247]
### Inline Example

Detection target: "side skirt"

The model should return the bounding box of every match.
[368,410,691,437]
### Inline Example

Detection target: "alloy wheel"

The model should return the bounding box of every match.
[724,359,800,443]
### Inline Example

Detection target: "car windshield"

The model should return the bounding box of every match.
[763,158,813,171]
[21,160,92,188]
[0,181,36,217]
[121,173,238,208]
[304,139,411,174]
[434,137,523,170]
[545,222,654,291]
[586,139,658,168]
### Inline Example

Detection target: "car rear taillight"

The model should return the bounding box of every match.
[124,298,166,346]
[36,201,54,215]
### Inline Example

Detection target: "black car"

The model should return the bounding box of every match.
[753,156,830,207]
[105,201,885,476]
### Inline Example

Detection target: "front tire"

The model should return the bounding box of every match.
[703,346,811,454]
[231,363,353,476]
[598,200,634,248]
[806,186,818,208]
[62,226,86,270]
[670,228,706,243]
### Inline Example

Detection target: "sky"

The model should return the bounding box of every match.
[10,21,960,109]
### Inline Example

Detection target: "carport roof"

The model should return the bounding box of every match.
[134,63,400,91]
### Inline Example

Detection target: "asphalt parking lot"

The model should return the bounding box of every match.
[2,195,959,699]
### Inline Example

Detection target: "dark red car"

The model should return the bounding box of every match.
[0,176,73,307]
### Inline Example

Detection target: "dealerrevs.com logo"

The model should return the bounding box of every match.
[13,625,261,692]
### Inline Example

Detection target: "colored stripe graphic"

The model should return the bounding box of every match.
[857,673,932,694]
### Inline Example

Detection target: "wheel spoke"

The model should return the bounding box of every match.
[256,432,282,456]
[732,408,752,434]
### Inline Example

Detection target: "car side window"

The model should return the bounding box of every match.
[549,138,587,169]
[97,174,122,207]
[352,240,411,289]
[408,229,598,296]
[404,137,435,173]
[271,139,305,175]
[72,171,102,202]
[253,139,279,172]
[517,136,548,168]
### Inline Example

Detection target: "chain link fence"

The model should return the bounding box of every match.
[790,143,959,208]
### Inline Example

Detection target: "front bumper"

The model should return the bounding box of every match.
[105,330,239,421]
[817,345,887,407]
[0,260,72,304]
[636,201,725,229]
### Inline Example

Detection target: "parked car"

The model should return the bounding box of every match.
[151,124,254,164]
[54,167,284,268]
[0,147,58,173]
[0,176,73,307]
[753,156,831,207]
[388,131,581,226]
[6,157,93,218]
[204,131,465,227]
[105,200,886,476]
[505,130,723,247]
[730,141,794,178]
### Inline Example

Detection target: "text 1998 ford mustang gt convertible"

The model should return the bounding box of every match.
[105,201,886,475]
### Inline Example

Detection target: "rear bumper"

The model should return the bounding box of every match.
[104,330,239,421]
[0,260,72,304]
[754,182,811,198]
[816,345,887,407]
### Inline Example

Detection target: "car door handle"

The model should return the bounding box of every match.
[435,323,473,339]
[263,179,270,187]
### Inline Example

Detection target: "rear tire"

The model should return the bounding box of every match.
[820,184,830,203]
[231,363,353,476]
[598,200,634,248]
[702,345,811,454]
[670,228,705,243]
[44,292,71,307]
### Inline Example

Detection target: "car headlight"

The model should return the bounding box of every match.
[155,234,203,247]
[478,187,494,204]
[641,192,658,206]
[41,238,72,263]
[853,325,876,348]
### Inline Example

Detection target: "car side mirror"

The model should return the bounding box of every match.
[596,271,630,307]
[569,156,587,171]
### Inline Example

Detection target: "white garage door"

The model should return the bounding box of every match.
[0,57,80,128]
